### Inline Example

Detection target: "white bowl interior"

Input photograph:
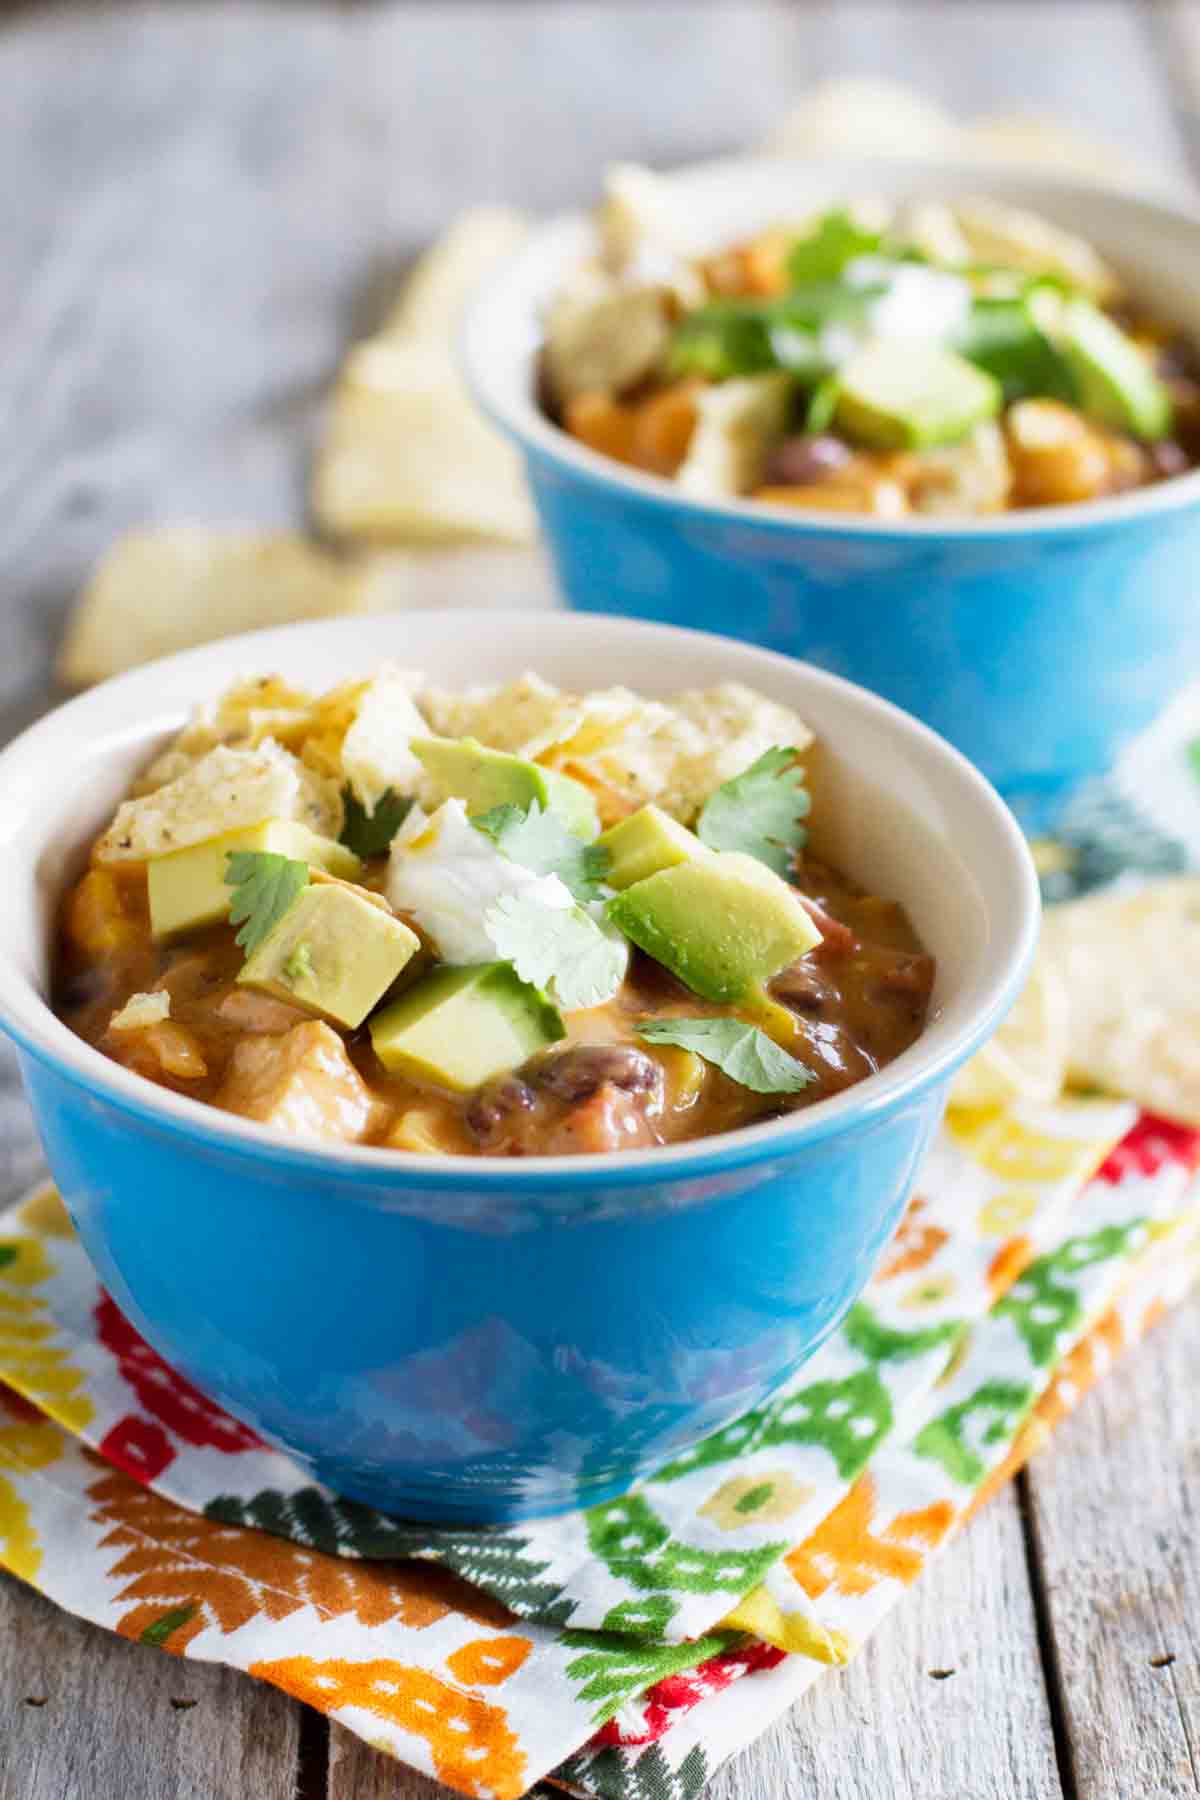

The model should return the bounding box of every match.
[464,154,1200,533]
[0,611,1037,1172]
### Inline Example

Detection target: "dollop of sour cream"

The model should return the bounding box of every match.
[818,257,973,369]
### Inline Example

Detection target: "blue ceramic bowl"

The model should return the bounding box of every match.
[0,611,1037,1521]
[464,156,1200,831]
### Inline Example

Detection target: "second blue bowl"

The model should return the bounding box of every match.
[465,155,1200,829]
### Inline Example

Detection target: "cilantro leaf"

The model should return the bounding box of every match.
[637,1017,815,1094]
[485,894,627,1011]
[668,302,779,381]
[339,786,413,859]
[696,747,810,876]
[785,210,884,285]
[225,851,308,956]
[474,801,611,903]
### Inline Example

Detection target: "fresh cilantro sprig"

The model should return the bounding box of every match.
[785,209,884,285]
[697,746,810,876]
[637,1017,815,1094]
[474,802,612,904]
[485,894,627,1011]
[225,851,308,955]
[339,786,414,859]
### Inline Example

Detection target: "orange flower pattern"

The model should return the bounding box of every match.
[785,1477,955,1600]
[87,1470,507,1650]
[249,1654,528,1797]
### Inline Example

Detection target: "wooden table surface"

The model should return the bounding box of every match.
[1,4,1199,1796]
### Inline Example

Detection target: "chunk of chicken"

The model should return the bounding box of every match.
[216,1022,376,1145]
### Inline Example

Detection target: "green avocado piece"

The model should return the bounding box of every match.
[597,805,707,891]
[606,851,822,1003]
[835,340,1001,449]
[148,820,361,943]
[1057,298,1172,440]
[369,962,565,1092]
[237,881,420,1029]
[412,737,598,838]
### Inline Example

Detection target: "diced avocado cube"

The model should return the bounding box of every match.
[835,341,1001,450]
[597,806,707,891]
[606,851,821,1002]
[1057,298,1172,440]
[369,962,565,1092]
[148,821,361,942]
[412,737,599,838]
[238,882,420,1030]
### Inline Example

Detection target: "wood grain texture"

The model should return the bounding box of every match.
[1025,1296,1200,1799]
[707,1486,1063,1800]
[0,1569,302,1800]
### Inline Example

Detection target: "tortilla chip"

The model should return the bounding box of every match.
[965,115,1148,192]
[381,206,530,342]
[1041,879,1200,1125]
[951,198,1119,304]
[311,340,536,546]
[765,78,959,159]
[349,544,559,615]
[58,531,359,689]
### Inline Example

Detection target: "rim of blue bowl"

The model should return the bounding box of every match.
[461,151,1200,541]
[0,610,1040,1190]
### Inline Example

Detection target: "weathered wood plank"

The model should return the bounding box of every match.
[1025,1296,1200,1800]
[792,0,1189,180]
[707,1485,1063,1800]
[0,1570,303,1800]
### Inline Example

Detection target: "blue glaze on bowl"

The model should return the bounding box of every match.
[18,1036,947,1521]
[525,449,1200,834]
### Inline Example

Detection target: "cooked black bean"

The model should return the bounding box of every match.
[466,1075,537,1142]
[531,1044,663,1104]
[764,433,854,487]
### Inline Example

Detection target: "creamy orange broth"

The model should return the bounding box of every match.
[55,852,933,1158]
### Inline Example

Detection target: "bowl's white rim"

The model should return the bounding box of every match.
[462,151,1200,539]
[0,610,1040,1185]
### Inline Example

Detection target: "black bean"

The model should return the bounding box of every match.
[764,433,854,487]
[54,967,113,1011]
[531,1044,663,1105]
[1149,440,1191,481]
[465,1076,536,1142]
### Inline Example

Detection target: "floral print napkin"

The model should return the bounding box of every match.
[0,1092,1195,1799]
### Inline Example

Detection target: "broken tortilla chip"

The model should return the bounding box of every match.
[1041,879,1200,1126]
[57,530,361,689]
[311,339,536,546]
[381,206,530,343]
[312,205,536,548]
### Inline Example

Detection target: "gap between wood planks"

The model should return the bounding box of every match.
[1018,1469,1081,1800]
